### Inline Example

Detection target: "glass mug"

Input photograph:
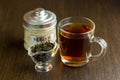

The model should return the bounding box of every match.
[58,17,107,67]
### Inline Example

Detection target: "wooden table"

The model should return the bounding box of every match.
[0,0,120,80]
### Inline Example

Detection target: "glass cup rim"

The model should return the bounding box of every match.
[58,16,95,35]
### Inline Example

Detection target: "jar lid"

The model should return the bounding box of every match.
[23,8,57,29]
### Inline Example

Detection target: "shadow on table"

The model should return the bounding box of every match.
[7,40,24,50]
[56,61,90,80]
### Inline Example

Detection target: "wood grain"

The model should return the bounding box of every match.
[0,0,120,80]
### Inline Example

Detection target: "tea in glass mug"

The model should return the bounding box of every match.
[58,17,107,67]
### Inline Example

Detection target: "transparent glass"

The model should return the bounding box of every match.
[58,17,107,67]
[28,42,59,72]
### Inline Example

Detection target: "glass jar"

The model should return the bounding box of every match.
[23,8,57,50]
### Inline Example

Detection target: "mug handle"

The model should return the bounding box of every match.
[90,36,107,61]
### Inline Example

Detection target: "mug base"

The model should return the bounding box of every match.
[61,58,89,67]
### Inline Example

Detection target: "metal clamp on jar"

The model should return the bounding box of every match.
[23,8,57,50]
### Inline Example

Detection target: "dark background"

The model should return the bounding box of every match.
[0,0,120,80]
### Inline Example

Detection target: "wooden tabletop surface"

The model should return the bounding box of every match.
[0,0,120,80]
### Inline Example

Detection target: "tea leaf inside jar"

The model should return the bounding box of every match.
[31,42,54,53]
